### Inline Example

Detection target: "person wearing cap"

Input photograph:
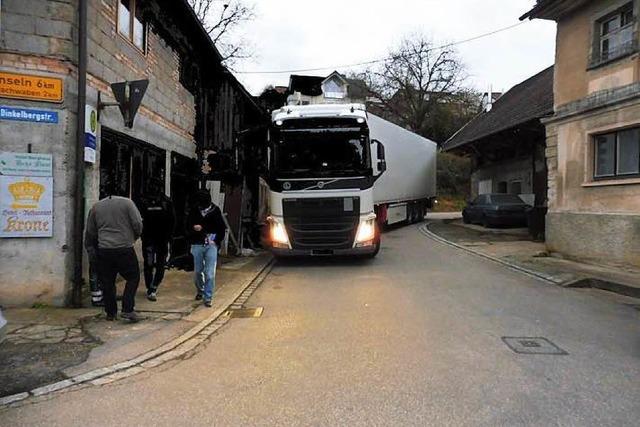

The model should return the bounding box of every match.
[185,190,226,307]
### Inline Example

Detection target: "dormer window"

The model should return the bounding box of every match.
[323,79,346,99]
[590,3,636,67]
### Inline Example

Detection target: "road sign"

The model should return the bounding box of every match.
[111,80,148,128]
[0,105,59,124]
[0,71,63,103]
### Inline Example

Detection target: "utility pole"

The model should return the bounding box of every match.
[71,0,88,307]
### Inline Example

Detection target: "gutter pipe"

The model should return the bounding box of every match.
[71,0,88,307]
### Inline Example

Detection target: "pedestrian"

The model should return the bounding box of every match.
[140,181,175,302]
[84,243,104,307]
[186,190,226,307]
[85,183,143,322]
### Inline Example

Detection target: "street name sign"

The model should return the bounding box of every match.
[0,105,59,124]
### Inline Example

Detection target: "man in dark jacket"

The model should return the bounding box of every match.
[85,189,143,322]
[140,183,175,301]
[185,190,226,307]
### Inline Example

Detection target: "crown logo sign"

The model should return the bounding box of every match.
[8,179,45,209]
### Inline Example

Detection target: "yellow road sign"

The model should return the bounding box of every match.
[0,71,63,103]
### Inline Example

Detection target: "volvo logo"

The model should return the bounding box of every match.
[317,181,325,189]
[283,181,291,190]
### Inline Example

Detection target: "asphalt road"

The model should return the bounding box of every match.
[2,224,639,426]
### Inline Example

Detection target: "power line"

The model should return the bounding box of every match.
[236,21,528,75]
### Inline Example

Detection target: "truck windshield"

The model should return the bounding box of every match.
[275,131,369,177]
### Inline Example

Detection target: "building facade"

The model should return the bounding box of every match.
[444,67,554,211]
[286,71,369,106]
[0,0,262,306]
[523,0,640,267]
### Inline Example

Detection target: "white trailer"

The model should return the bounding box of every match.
[369,114,437,226]
[262,104,436,258]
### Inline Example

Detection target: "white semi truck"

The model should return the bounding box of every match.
[263,103,436,257]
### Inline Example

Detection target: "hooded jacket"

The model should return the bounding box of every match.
[185,203,226,246]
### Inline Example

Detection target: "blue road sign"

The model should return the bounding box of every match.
[0,106,59,124]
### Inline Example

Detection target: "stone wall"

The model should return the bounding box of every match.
[0,0,79,306]
[547,212,640,268]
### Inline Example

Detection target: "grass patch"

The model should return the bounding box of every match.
[433,195,466,212]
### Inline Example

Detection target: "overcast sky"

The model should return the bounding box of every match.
[231,0,557,96]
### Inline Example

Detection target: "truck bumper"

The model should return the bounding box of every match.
[270,244,377,257]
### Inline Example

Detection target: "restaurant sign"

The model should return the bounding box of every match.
[0,152,54,238]
[0,71,63,103]
[0,176,53,238]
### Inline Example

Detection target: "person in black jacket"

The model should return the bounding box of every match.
[186,190,226,307]
[140,182,176,301]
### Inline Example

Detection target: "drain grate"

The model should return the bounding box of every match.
[502,337,568,355]
[225,307,264,318]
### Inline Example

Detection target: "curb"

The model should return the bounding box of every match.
[419,223,640,299]
[419,223,560,285]
[0,257,275,409]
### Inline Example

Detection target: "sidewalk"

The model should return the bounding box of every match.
[425,217,640,299]
[0,253,272,398]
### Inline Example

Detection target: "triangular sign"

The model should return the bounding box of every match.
[110,79,149,128]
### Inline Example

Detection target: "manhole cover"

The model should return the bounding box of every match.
[502,337,568,355]
[225,307,263,318]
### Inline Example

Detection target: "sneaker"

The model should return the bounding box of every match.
[106,313,117,321]
[204,300,212,308]
[120,311,140,323]
[147,292,157,302]
[195,293,203,301]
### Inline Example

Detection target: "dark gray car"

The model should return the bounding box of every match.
[462,194,531,227]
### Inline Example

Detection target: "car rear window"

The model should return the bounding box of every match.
[490,195,524,204]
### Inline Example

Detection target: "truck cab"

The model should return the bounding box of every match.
[263,104,386,257]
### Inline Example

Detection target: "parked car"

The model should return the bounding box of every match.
[462,194,531,227]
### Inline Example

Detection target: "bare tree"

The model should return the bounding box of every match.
[359,35,476,142]
[188,0,255,66]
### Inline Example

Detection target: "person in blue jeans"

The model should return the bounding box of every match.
[186,190,226,307]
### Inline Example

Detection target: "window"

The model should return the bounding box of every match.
[509,181,522,195]
[594,127,640,179]
[323,79,346,99]
[591,3,636,66]
[118,0,146,52]
[497,181,507,193]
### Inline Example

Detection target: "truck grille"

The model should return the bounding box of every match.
[283,197,360,250]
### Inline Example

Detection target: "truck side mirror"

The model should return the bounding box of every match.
[372,139,387,174]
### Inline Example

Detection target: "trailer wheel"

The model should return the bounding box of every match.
[408,204,416,224]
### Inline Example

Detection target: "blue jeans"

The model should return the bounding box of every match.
[190,244,218,302]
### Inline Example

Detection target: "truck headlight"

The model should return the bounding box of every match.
[355,216,377,246]
[269,217,290,248]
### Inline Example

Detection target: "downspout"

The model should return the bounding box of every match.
[72,0,88,307]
